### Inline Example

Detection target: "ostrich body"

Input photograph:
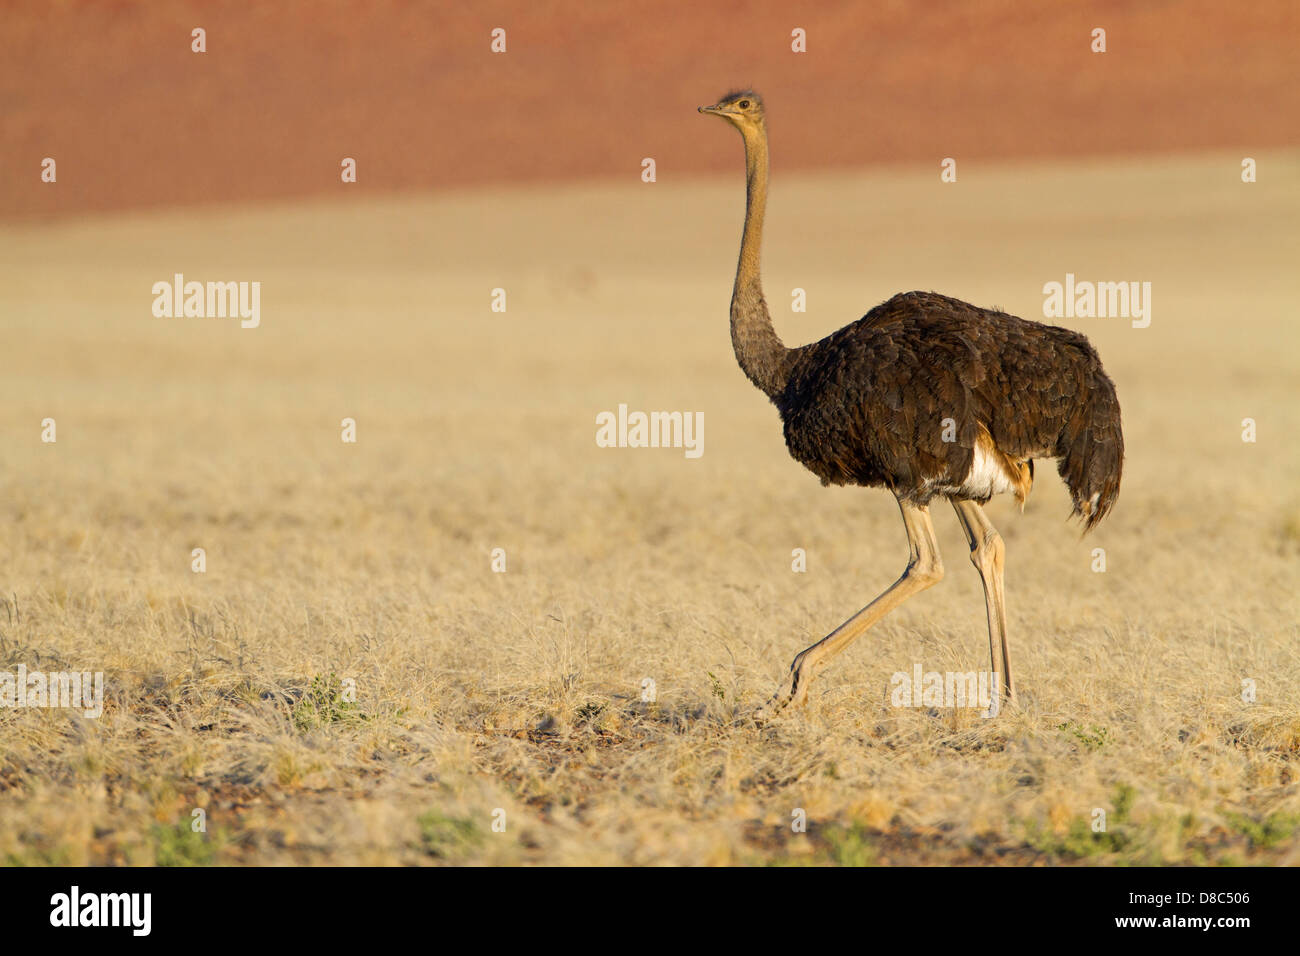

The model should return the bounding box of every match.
[699,91,1123,716]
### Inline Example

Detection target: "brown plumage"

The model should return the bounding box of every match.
[700,90,1124,716]
[779,290,1123,530]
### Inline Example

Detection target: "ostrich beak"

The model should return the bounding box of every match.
[698,104,724,115]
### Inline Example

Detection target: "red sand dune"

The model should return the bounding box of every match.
[1,0,1295,220]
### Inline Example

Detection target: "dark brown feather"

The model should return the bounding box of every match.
[776,291,1123,531]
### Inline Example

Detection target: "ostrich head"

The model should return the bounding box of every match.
[698,90,766,132]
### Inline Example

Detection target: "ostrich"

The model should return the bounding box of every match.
[699,90,1123,718]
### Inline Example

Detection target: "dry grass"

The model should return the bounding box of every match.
[1,151,1298,865]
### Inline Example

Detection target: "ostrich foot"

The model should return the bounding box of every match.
[752,657,812,725]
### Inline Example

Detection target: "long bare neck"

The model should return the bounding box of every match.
[730,123,791,401]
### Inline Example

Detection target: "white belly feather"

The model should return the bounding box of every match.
[959,444,1019,499]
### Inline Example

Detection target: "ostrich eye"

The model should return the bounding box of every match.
[738,99,751,109]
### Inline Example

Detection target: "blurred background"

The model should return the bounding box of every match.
[3,0,1296,219]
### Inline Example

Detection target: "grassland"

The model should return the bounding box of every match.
[1,151,1298,865]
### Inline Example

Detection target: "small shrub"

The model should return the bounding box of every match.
[417,810,484,861]
[292,673,364,732]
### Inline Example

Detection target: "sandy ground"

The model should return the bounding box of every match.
[1,151,1298,864]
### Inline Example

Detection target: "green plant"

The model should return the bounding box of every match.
[417,810,484,861]
[1223,811,1300,850]
[706,671,726,702]
[153,821,219,866]
[820,822,877,867]
[292,673,364,732]
[1058,721,1113,752]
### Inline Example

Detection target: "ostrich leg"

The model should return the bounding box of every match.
[951,499,1015,704]
[756,496,944,721]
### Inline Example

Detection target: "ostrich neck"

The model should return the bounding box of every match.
[730,125,791,401]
